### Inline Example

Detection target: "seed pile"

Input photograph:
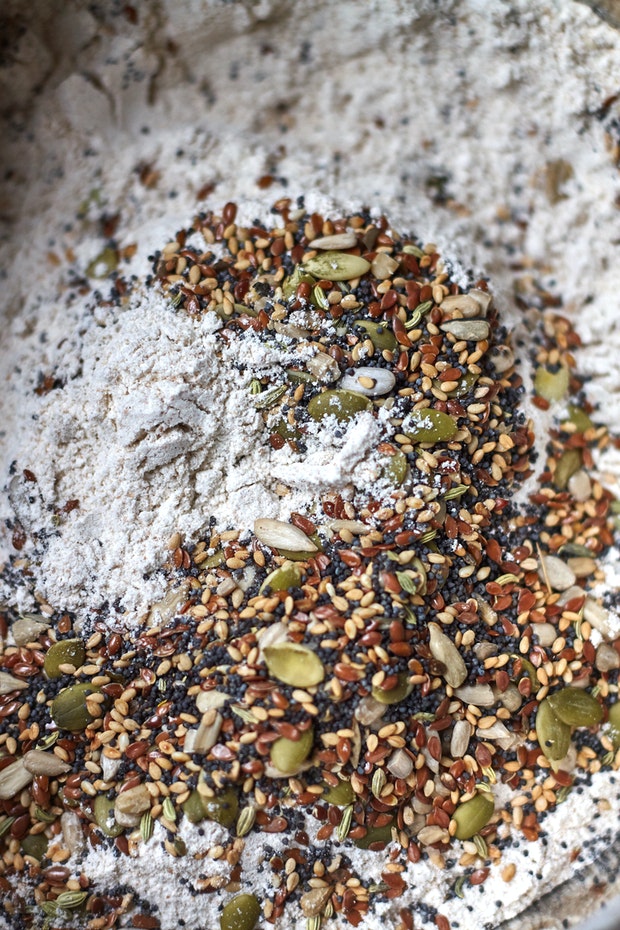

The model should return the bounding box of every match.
[1,201,619,930]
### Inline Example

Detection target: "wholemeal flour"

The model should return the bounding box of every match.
[1,1,620,929]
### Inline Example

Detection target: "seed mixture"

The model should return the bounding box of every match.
[0,201,619,930]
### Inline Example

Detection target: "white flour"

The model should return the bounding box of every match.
[1,1,620,928]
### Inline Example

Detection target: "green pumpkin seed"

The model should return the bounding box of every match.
[323,779,355,806]
[44,639,86,678]
[536,697,571,763]
[567,404,593,433]
[354,821,394,849]
[553,449,582,490]
[404,408,458,444]
[220,893,261,930]
[273,419,303,443]
[381,451,408,486]
[50,682,104,731]
[259,562,302,594]
[202,788,239,828]
[93,795,123,837]
[283,267,316,299]
[452,792,495,840]
[307,389,372,423]
[303,252,370,282]
[264,643,325,687]
[534,365,569,402]
[270,726,314,774]
[372,671,412,705]
[21,832,49,861]
[547,687,603,727]
[605,703,620,750]
[86,247,118,278]
[354,320,397,351]
[182,789,207,824]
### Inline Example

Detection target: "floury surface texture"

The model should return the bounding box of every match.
[1,2,620,930]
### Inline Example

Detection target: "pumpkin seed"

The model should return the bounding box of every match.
[553,449,582,490]
[220,893,261,930]
[605,703,620,750]
[254,518,317,553]
[354,320,397,351]
[452,792,494,840]
[0,759,33,800]
[536,697,571,763]
[372,671,412,705]
[309,232,358,250]
[547,687,603,727]
[428,622,468,687]
[323,779,355,806]
[307,388,372,423]
[534,365,569,402]
[21,833,49,861]
[0,670,29,694]
[339,367,396,397]
[259,561,302,594]
[264,642,325,687]
[50,682,104,731]
[403,408,458,444]
[182,790,207,824]
[269,726,314,774]
[283,267,316,299]
[567,404,593,432]
[303,252,370,281]
[380,451,408,486]
[86,247,118,278]
[93,795,123,837]
[44,639,86,678]
[354,821,394,849]
[440,320,490,341]
[202,788,239,828]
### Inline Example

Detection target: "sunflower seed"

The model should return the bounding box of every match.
[0,671,28,694]
[450,720,472,758]
[440,320,490,341]
[538,555,576,592]
[195,690,229,713]
[454,683,495,706]
[0,759,33,799]
[307,352,341,383]
[428,622,467,687]
[23,750,71,776]
[583,598,615,639]
[254,518,317,553]
[417,825,450,845]
[370,251,400,280]
[309,233,358,250]
[386,749,413,779]
[440,294,486,317]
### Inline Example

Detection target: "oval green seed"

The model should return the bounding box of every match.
[354,820,394,849]
[92,795,123,837]
[536,696,571,763]
[355,321,397,351]
[182,790,206,824]
[323,779,355,806]
[44,639,86,679]
[404,408,458,444]
[259,563,302,593]
[86,247,118,279]
[51,683,103,731]
[605,702,620,750]
[264,642,325,687]
[553,449,582,490]
[303,252,371,282]
[220,893,261,930]
[21,832,49,860]
[547,687,603,727]
[307,389,372,423]
[381,451,408,486]
[372,671,412,705]
[534,365,569,402]
[452,792,495,840]
[567,404,593,433]
[201,788,239,828]
[270,726,314,774]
